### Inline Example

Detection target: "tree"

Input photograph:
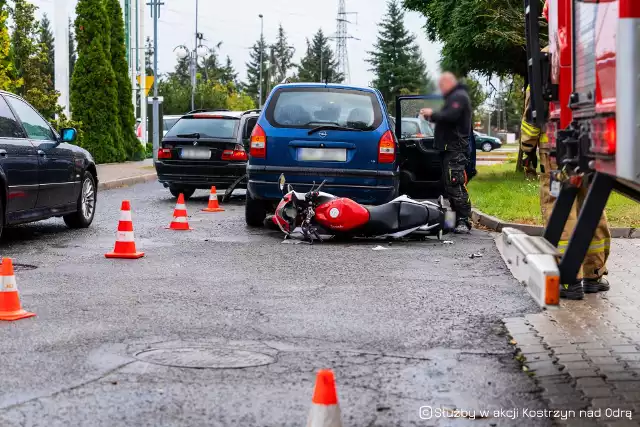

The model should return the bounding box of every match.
[367,0,434,108]
[294,29,342,83]
[144,36,153,76]
[272,24,294,82]
[71,0,125,163]
[403,0,542,78]
[463,75,488,121]
[219,56,238,86]
[244,35,268,105]
[105,0,142,160]
[0,1,18,91]
[69,18,76,77]
[39,13,54,89]
[11,0,58,118]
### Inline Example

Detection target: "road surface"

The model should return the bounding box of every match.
[0,182,550,426]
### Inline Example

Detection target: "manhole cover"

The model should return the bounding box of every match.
[134,347,275,369]
[13,263,37,271]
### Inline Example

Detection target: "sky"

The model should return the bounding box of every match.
[32,0,443,87]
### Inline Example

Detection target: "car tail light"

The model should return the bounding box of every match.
[157,148,172,159]
[222,144,248,161]
[250,124,267,158]
[378,130,396,163]
[591,117,616,155]
[546,121,557,149]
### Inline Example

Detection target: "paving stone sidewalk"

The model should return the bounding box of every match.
[505,239,640,427]
[96,159,156,190]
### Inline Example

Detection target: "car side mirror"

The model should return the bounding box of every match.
[60,128,77,143]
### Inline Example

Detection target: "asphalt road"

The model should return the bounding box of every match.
[0,182,550,427]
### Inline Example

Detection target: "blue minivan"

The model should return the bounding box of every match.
[245,83,399,226]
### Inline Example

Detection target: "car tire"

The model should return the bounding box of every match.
[245,191,267,227]
[0,192,4,240]
[169,186,196,200]
[482,142,493,152]
[64,171,97,229]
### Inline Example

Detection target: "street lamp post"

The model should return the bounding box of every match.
[258,14,264,108]
[174,44,208,111]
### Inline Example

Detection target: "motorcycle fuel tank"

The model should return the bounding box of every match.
[314,198,370,231]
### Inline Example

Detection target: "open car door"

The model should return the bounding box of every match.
[394,94,477,199]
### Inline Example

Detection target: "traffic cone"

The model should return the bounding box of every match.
[307,370,342,427]
[0,258,35,321]
[105,200,145,259]
[202,186,224,212]
[167,193,192,230]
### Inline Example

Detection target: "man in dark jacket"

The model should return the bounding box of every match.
[421,72,473,233]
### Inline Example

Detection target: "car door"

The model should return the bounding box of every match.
[5,95,77,208]
[0,95,39,215]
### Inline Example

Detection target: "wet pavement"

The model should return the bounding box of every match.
[505,240,640,426]
[0,181,552,426]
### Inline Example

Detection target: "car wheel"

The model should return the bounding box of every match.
[0,193,4,239]
[245,191,267,227]
[64,171,96,229]
[482,142,493,152]
[169,186,196,200]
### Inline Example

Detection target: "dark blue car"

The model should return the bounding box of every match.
[245,83,399,226]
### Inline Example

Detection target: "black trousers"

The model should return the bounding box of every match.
[441,150,472,220]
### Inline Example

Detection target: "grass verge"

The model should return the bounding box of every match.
[468,162,640,228]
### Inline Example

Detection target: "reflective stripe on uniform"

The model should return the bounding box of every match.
[521,120,541,137]
[540,133,548,144]
[557,238,611,255]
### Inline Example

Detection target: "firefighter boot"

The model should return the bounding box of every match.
[582,277,610,294]
[560,282,584,300]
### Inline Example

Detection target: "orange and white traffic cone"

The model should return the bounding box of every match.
[307,370,342,427]
[105,200,145,259]
[0,258,35,321]
[202,186,224,212]
[167,193,192,230]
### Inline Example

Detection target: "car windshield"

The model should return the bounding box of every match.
[164,118,179,131]
[165,117,239,139]
[267,88,382,131]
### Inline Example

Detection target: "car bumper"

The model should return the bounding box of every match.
[155,161,246,189]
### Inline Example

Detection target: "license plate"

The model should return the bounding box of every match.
[180,147,211,160]
[298,148,346,162]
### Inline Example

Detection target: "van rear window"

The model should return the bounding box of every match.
[265,87,383,131]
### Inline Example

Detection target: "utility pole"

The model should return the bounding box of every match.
[320,48,323,82]
[258,14,264,108]
[54,0,70,117]
[138,0,147,149]
[148,0,163,160]
[129,0,137,115]
[191,0,199,111]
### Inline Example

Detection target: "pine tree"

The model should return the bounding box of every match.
[219,56,237,86]
[0,1,18,91]
[367,0,434,108]
[144,36,153,76]
[244,35,268,105]
[105,0,142,160]
[295,29,342,83]
[71,0,125,163]
[69,18,76,77]
[39,13,54,88]
[10,0,58,118]
[272,24,294,82]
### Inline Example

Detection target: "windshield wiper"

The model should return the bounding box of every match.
[176,132,201,139]
[308,125,363,135]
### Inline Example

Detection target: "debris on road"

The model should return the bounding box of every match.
[372,245,390,251]
[469,253,484,259]
[443,240,454,245]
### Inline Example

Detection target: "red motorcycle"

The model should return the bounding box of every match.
[268,174,454,243]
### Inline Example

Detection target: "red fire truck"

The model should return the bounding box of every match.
[497,0,640,308]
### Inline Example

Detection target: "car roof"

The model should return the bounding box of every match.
[182,110,260,119]
[272,82,377,93]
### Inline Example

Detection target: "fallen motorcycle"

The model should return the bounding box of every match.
[266,174,455,243]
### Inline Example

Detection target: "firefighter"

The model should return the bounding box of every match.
[520,0,611,300]
[421,72,473,234]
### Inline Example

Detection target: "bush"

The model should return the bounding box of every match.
[146,142,153,159]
